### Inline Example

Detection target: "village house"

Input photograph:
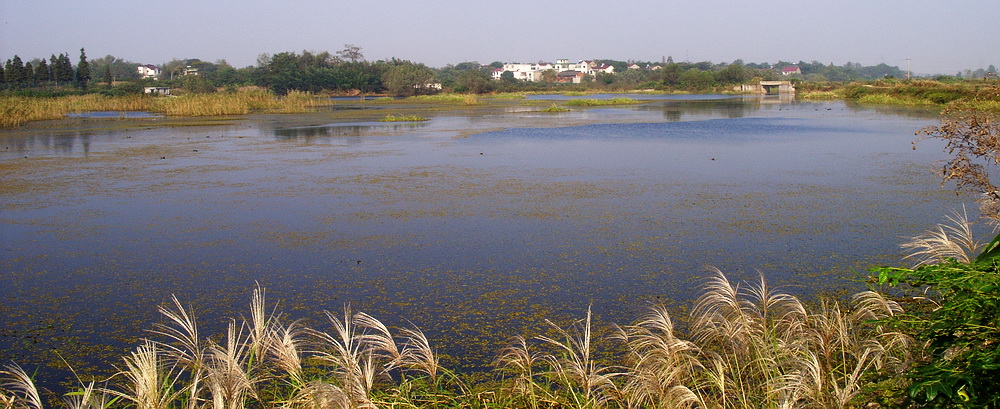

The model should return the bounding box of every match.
[782,66,802,76]
[492,59,615,82]
[137,64,161,79]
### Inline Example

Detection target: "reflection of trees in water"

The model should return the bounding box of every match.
[640,98,763,121]
[272,123,426,143]
[1,132,94,155]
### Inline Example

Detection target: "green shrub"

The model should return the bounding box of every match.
[875,257,1000,407]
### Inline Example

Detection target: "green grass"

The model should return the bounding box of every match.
[563,97,643,106]
[405,93,480,105]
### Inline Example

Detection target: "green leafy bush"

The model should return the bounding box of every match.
[875,258,1000,407]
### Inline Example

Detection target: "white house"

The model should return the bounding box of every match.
[492,59,615,82]
[143,86,171,95]
[137,64,161,79]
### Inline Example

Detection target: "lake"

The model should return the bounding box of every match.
[0,95,972,379]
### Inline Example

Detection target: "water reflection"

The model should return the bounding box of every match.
[0,97,964,390]
[65,111,162,118]
[272,122,427,142]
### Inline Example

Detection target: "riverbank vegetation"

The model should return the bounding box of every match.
[4,44,1000,128]
[1,235,996,409]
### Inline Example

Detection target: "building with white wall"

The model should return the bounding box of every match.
[492,59,614,82]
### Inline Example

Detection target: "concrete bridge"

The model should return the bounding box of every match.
[734,80,795,95]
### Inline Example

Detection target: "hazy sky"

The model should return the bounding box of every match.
[2,0,998,75]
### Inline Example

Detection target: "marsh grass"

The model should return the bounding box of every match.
[405,94,480,105]
[1,272,913,409]
[0,89,323,127]
[563,98,642,106]
[0,95,152,127]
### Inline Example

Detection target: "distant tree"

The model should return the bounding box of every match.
[23,62,35,86]
[454,69,494,94]
[666,56,674,64]
[658,63,682,86]
[0,63,5,85]
[336,44,364,63]
[716,63,752,84]
[34,59,50,85]
[679,69,716,90]
[540,69,557,83]
[381,62,436,96]
[55,53,75,85]
[89,54,140,82]
[499,70,517,84]
[76,48,91,88]
[181,75,216,93]
[5,56,27,85]
[102,64,113,85]
[49,55,59,84]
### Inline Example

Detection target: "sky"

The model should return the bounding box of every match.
[2,0,998,75]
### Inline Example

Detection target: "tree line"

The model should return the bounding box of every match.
[3,45,995,96]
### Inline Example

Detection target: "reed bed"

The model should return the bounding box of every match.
[0,94,152,127]
[0,90,323,127]
[0,270,914,409]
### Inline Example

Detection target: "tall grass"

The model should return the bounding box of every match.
[0,272,914,409]
[0,89,322,127]
[0,95,151,127]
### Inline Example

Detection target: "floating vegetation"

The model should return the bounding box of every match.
[378,114,428,122]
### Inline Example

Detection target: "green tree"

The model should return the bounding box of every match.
[6,56,27,85]
[499,70,517,84]
[23,62,35,86]
[716,62,752,84]
[34,59,50,85]
[381,62,436,96]
[76,48,91,89]
[454,69,494,94]
[54,53,74,85]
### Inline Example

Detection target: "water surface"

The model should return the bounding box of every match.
[0,97,968,379]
